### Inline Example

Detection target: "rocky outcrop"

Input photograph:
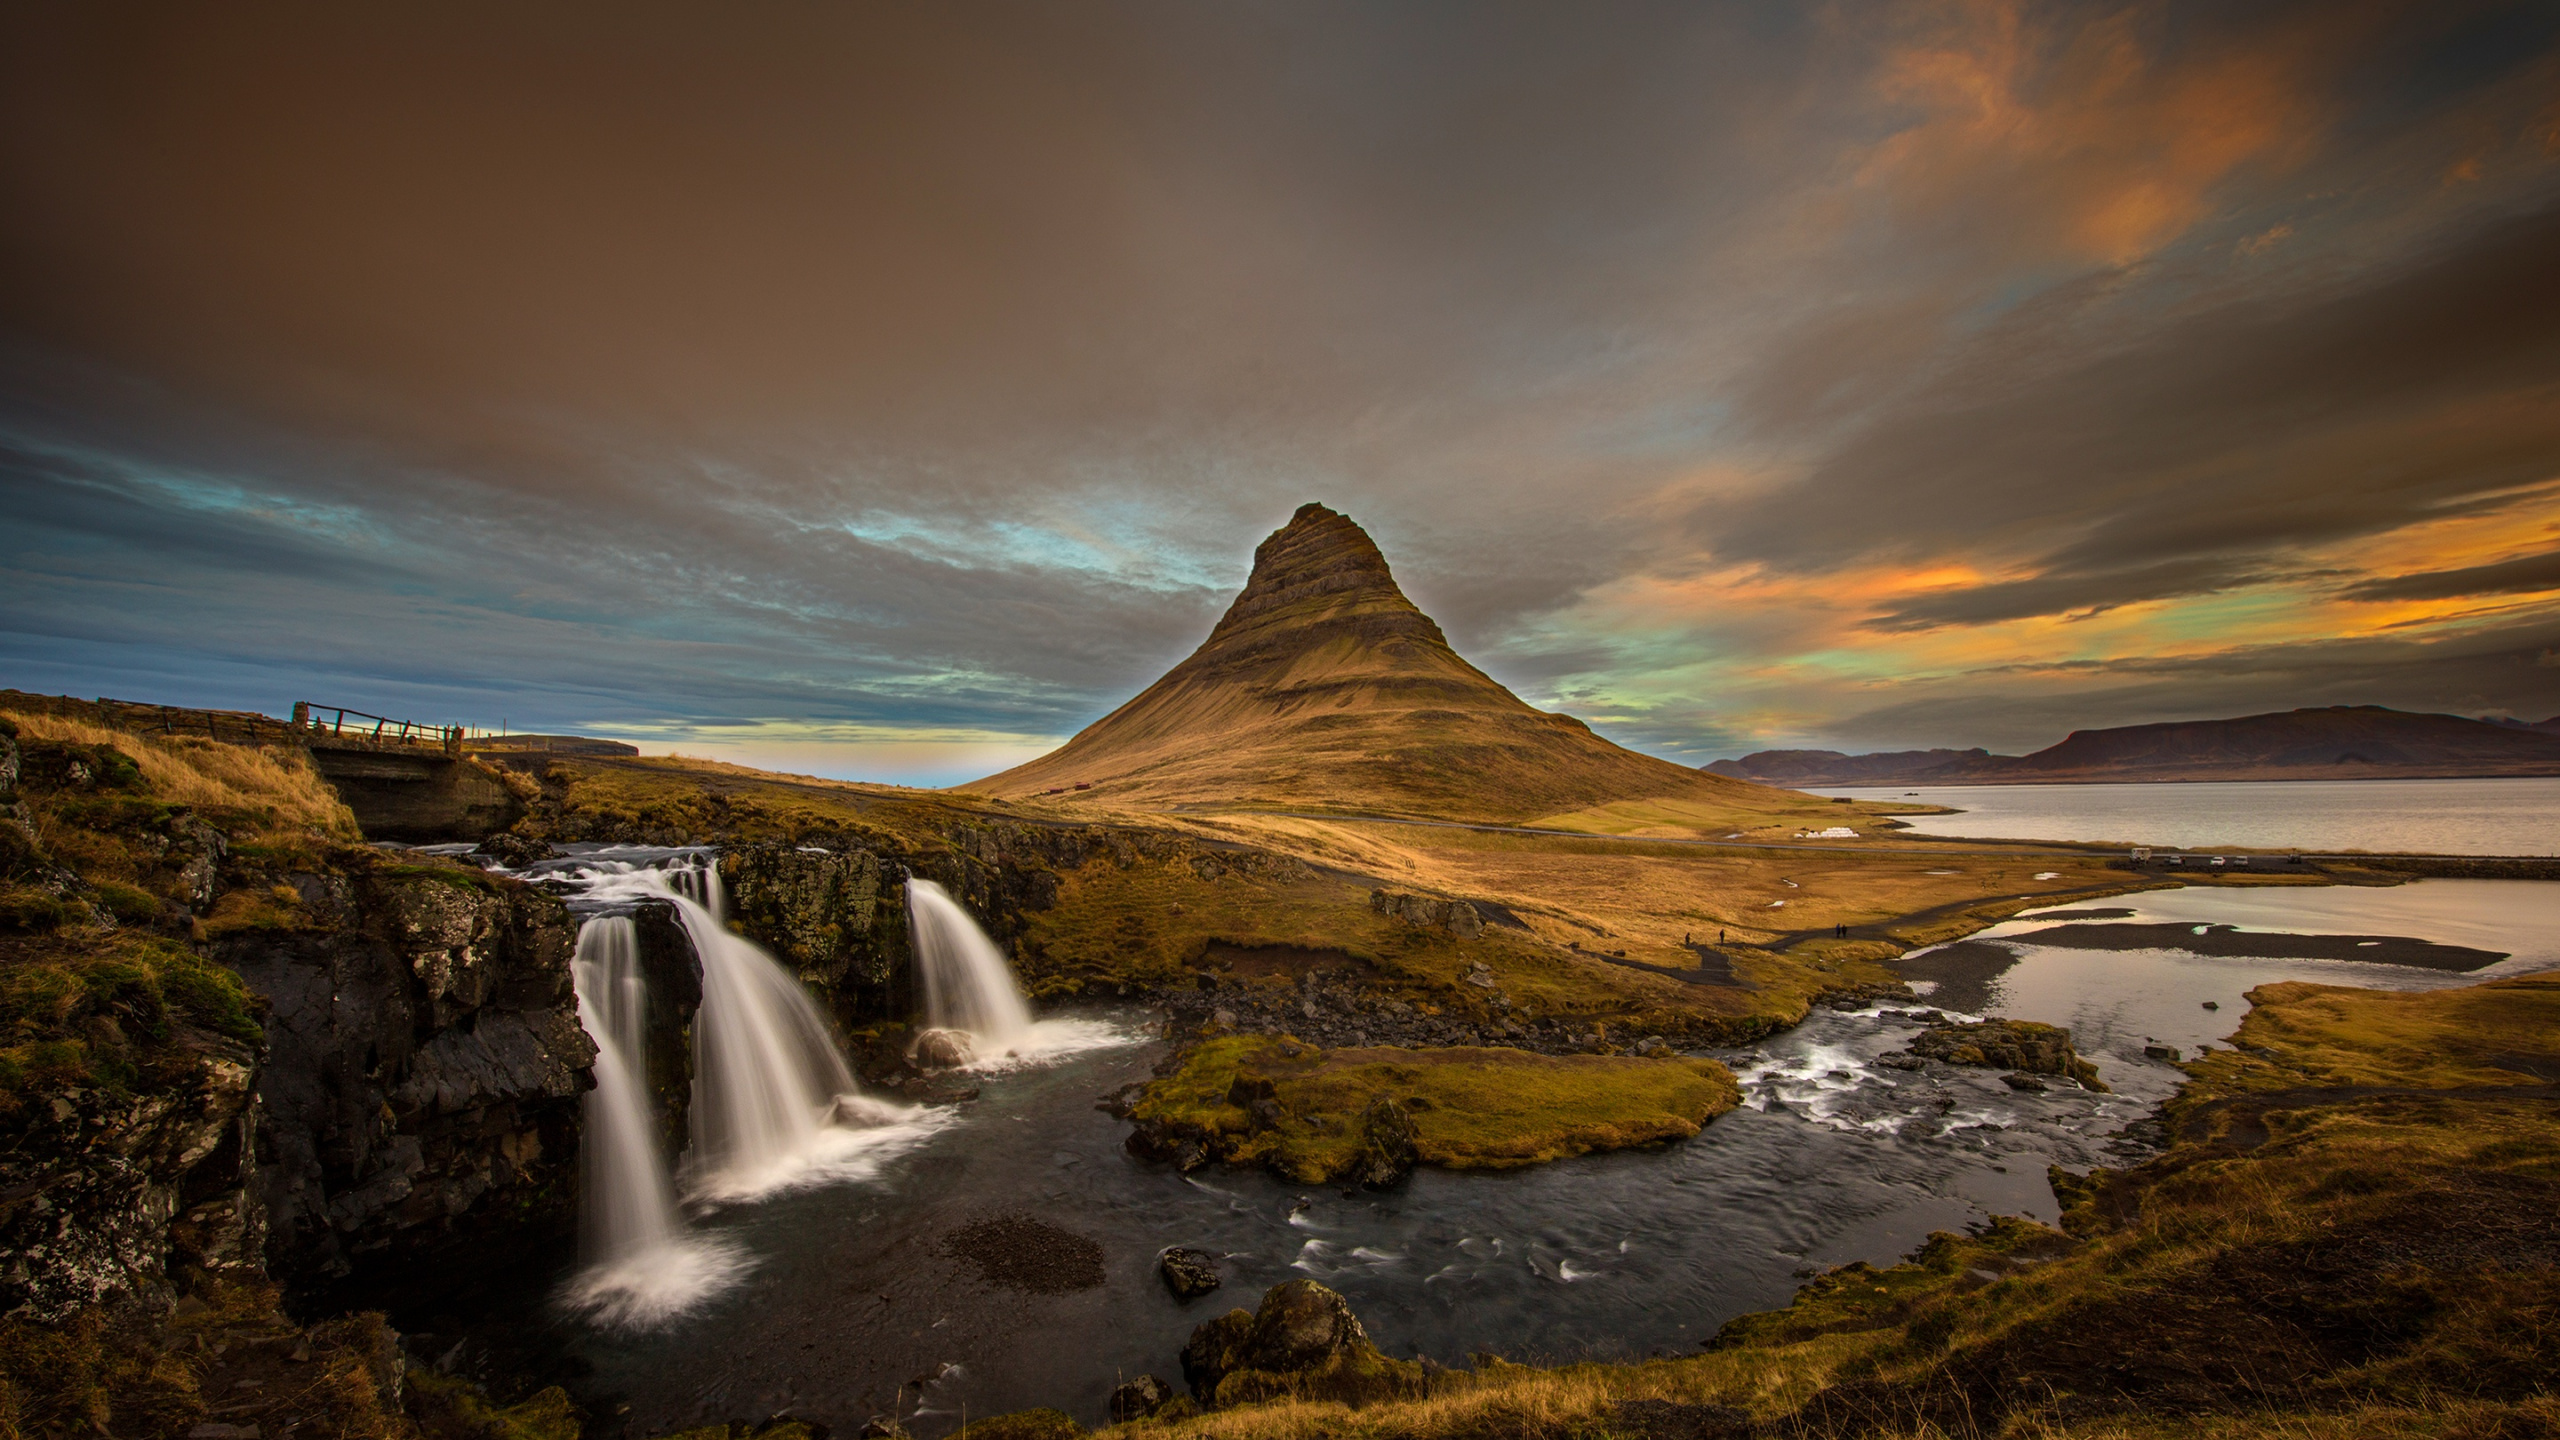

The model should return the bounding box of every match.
[0,1032,261,1320]
[720,844,895,995]
[629,899,702,1160]
[220,865,594,1306]
[1180,1279,1425,1409]
[1903,1019,2107,1091]
[1369,889,1483,939]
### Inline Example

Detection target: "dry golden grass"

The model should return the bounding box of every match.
[4,710,357,838]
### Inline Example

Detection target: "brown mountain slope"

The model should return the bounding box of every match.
[973,504,1774,821]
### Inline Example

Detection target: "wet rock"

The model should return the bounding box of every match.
[1911,1019,2108,1092]
[2145,1044,2183,1063]
[2202,1000,2220,1010]
[720,844,891,992]
[1160,1246,1222,1299]
[470,830,555,868]
[1180,1279,1424,1409]
[912,1028,976,1069]
[1110,1374,1181,1422]
[2003,1072,2049,1093]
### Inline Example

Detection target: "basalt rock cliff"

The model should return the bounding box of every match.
[975,503,1767,821]
[0,710,606,1322]
[218,868,596,1310]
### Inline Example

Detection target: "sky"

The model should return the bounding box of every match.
[4,0,2559,784]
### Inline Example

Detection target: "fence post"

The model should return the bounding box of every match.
[293,702,309,730]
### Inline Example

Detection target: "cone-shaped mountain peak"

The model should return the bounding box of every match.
[973,504,1758,821]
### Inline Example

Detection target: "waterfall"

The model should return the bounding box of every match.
[907,878,1034,1048]
[571,918,679,1261]
[547,850,973,1326]
[657,864,877,1199]
[561,914,746,1328]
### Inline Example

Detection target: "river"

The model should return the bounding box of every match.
[443,857,2560,1437]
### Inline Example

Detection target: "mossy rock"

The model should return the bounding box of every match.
[1180,1279,1426,1410]
[1128,1035,1740,1183]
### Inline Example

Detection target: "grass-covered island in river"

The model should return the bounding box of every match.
[6,502,2558,1440]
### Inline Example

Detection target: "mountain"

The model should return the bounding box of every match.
[1706,706,2560,786]
[1703,748,1995,786]
[973,503,1772,820]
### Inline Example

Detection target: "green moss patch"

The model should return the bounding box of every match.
[1129,1036,1740,1184]
[0,933,259,1118]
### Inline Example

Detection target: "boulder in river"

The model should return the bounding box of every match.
[1910,1018,2108,1091]
[1180,1279,1425,1409]
[912,1027,976,1069]
[1160,1246,1222,1299]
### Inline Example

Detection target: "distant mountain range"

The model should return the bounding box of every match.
[1704,706,2560,787]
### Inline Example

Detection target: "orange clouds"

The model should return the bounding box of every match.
[1854,0,2354,265]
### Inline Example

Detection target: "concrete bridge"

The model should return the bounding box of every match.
[290,704,525,842]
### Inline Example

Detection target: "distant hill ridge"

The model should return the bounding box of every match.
[1705,706,2560,786]
[974,503,1767,819]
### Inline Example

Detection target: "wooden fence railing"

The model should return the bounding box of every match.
[292,703,464,757]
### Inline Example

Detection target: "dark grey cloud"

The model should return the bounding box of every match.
[1864,557,2304,633]
[1712,199,2560,586]
[2343,548,2560,602]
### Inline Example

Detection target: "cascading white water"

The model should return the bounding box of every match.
[562,913,746,1328]
[571,917,679,1261]
[906,878,1034,1048]
[657,865,881,1199]
[516,846,1138,1330]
